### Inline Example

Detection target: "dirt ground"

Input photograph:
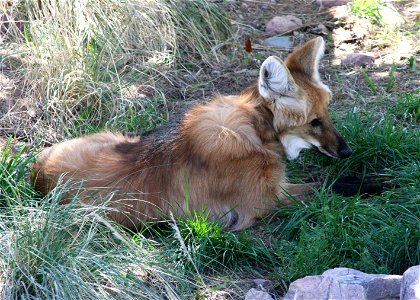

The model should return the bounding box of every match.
[166,0,419,114]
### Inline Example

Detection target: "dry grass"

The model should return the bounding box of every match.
[0,0,231,142]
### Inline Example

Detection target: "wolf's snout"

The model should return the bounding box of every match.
[337,136,352,158]
[338,145,352,158]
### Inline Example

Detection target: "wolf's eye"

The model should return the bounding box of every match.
[310,118,322,127]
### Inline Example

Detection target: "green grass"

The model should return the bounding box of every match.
[272,91,419,288]
[0,90,419,298]
[148,212,275,275]
[1,1,419,292]
[0,145,190,299]
[351,0,383,25]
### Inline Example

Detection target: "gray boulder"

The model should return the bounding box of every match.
[400,265,420,300]
[283,267,402,300]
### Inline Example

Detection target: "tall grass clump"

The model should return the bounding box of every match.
[154,212,274,275]
[0,143,193,299]
[1,0,231,137]
[0,138,35,208]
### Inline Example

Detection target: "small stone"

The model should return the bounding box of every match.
[316,0,351,8]
[211,70,221,76]
[183,74,195,83]
[245,288,274,300]
[251,19,262,30]
[253,278,273,289]
[263,36,293,48]
[341,53,375,66]
[259,4,270,10]
[265,15,303,36]
[400,265,420,300]
[309,23,329,35]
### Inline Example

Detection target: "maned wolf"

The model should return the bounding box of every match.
[33,37,352,231]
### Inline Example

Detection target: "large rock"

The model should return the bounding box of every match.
[400,265,420,300]
[283,267,402,300]
[265,16,303,36]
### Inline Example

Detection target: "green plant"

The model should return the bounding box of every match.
[361,69,378,95]
[385,63,396,92]
[0,185,191,299]
[0,137,36,208]
[157,212,274,274]
[352,0,383,24]
[268,99,419,286]
[396,91,420,123]
[269,186,419,282]
[408,56,416,71]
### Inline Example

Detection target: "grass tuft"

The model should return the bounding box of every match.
[1,0,231,139]
[145,212,274,275]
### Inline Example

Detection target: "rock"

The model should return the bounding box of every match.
[265,15,303,36]
[309,23,329,35]
[341,53,375,66]
[245,288,274,300]
[183,74,195,83]
[251,19,262,30]
[283,275,366,300]
[263,36,293,48]
[259,4,270,10]
[400,265,420,300]
[283,267,402,300]
[316,0,351,8]
[253,278,273,289]
[323,268,401,300]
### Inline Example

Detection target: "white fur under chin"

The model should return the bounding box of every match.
[281,134,313,160]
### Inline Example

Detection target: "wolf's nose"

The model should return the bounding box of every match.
[338,146,352,159]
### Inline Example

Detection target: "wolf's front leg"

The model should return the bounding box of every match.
[276,182,321,205]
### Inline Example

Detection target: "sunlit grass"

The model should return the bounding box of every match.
[0,0,231,139]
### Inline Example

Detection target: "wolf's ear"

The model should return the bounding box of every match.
[258,56,296,99]
[285,37,325,84]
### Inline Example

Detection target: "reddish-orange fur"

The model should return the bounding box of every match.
[33,37,351,230]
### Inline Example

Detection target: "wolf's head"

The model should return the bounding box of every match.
[258,37,352,160]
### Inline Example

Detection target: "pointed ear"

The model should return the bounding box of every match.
[258,56,296,99]
[285,37,325,83]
